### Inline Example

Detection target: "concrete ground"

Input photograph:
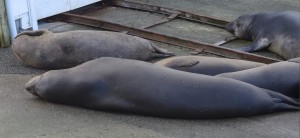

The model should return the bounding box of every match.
[0,0,299,138]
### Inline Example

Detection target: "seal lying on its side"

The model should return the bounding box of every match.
[225,11,300,59]
[155,56,265,76]
[12,30,174,69]
[25,57,299,119]
[217,58,300,99]
[156,56,299,98]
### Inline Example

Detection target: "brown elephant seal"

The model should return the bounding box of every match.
[25,57,299,119]
[225,11,300,59]
[217,57,300,99]
[155,56,265,76]
[12,30,174,69]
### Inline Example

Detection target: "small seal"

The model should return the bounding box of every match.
[225,11,300,59]
[155,56,265,76]
[12,30,174,69]
[25,57,299,119]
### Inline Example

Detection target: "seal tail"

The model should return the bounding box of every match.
[150,43,175,58]
[14,30,50,39]
[268,90,300,106]
[272,103,299,111]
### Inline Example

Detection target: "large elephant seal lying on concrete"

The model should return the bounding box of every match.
[217,58,300,99]
[225,11,300,59]
[25,57,299,119]
[12,30,174,69]
[155,56,265,75]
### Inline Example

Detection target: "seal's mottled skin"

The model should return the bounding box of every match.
[25,57,299,119]
[155,56,265,76]
[12,30,174,69]
[226,11,300,59]
[217,58,300,99]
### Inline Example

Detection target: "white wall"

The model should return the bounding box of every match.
[35,0,70,20]
[6,0,102,39]
[35,0,102,19]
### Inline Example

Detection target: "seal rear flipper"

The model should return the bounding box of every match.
[164,58,200,68]
[14,30,50,39]
[237,45,255,52]
[272,103,300,111]
[267,90,300,106]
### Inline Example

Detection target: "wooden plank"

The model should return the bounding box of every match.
[0,0,11,48]
[140,13,178,29]
[111,0,229,28]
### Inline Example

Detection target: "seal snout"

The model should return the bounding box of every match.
[25,75,42,96]
[225,22,235,34]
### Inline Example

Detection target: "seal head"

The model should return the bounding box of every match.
[25,75,42,96]
[225,14,254,40]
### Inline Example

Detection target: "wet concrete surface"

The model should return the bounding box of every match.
[0,0,299,137]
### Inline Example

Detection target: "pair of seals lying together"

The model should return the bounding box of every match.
[156,56,299,99]
[25,56,299,119]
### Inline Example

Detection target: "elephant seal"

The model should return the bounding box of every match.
[25,57,299,119]
[12,30,174,69]
[155,56,265,76]
[225,11,300,59]
[217,57,300,98]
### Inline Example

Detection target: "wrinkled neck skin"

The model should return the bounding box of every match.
[247,15,264,40]
[241,15,258,41]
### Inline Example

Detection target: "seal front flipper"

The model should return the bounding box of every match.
[164,58,200,68]
[150,44,175,58]
[14,30,50,39]
[238,37,271,52]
